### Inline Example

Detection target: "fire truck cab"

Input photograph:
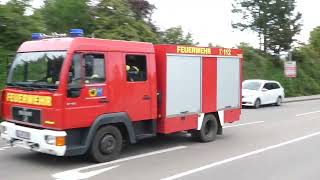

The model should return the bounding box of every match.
[0,30,242,162]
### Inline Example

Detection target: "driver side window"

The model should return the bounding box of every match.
[84,54,106,84]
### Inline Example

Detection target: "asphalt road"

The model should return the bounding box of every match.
[1,100,320,180]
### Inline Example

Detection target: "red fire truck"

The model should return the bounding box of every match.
[0,29,242,162]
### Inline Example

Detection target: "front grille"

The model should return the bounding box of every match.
[12,107,41,125]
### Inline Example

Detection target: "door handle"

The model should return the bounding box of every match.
[143,95,151,100]
[99,98,109,103]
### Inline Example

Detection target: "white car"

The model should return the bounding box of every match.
[242,80,285,108]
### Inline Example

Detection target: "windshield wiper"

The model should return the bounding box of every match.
[6,82,33,90]
[6,82,57,92]
[28,82,58,92]
[6,82,17,86]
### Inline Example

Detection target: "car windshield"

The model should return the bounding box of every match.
[7,51,66,90]
[243,81,261,91]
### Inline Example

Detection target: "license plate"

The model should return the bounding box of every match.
[16,130,30,140]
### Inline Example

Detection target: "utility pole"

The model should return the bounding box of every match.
[288,51,292,61]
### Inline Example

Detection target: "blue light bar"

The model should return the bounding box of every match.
[69,29,84,37]
[32,33,43,40]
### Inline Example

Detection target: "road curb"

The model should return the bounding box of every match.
[283,97,320,104]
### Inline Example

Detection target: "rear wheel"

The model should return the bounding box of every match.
[89,125,123,163]
[191,114,218,142]
[275,96,282,106]
[254,98,261,109]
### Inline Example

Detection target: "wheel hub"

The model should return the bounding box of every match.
[204,121,213,135]
[99,134,116,154]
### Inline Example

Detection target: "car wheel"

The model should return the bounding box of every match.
[254,98,261,109]
[191,114,218,142]
[275,96,282,106]
[89,125,123,163]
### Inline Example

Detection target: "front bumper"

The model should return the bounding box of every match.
[242,97,256,106]
[0,121,66,156]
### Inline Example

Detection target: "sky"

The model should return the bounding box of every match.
[147,0,319,47]
[4,0,319,48]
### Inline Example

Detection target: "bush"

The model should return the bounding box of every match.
[241,44,320,97]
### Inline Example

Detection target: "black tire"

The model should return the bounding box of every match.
[275,96,282,106]
[89,125,123,163]
[191,114,219,142]
[254,98,261,109]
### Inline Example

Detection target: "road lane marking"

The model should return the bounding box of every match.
[161,131,320,180]
[1,146,11,149]
[0,146,11,151]
[0,145,20,152]
[52,146,187,180]
[56,165,120,180]
[223,121,265,129]
[0,146,10,151]
[296,110,320,117]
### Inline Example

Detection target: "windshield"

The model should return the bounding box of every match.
[7,51,66,90]
[243,81,262,91]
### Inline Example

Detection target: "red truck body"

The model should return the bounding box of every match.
[0,36,242,161]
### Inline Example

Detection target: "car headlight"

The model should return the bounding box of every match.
[45,135,56,145]
[45,135,65,146]
[0,125,7,134]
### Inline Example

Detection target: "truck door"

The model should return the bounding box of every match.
[124,54,152,121]
[217,57,241,110]
[65,53,109,128]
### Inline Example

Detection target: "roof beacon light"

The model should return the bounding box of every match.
[69,29,84,37]
[31,33,43,40]
[31,32,67,40]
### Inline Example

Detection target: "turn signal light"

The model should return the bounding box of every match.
[55,136,65,146]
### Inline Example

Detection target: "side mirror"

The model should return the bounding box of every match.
[67,84,82,98]
[262,88,268,92]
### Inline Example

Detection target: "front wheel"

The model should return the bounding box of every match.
[275,97,282,106]
[89,125,123,163]
[191,114,219,142]
[254,98,261,109]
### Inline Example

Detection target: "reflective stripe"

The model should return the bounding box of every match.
[218,110,225,126]
[197,113,205,130]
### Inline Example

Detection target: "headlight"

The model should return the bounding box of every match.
[45,135,56,145]
[45,135,65,146]
[0,125,7,134]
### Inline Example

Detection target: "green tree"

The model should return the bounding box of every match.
[266,0,302,54]
[0,0,43,52]
[160,26,198,45]
[127,0,160,37]
[41,0,94,34]
[232,0,302,54]
[0,0,44,88]
[128,0,155,21]
[92,0,159,43]
[310,26,320,53]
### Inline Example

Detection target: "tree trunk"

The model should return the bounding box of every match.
[263,33,267,53]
